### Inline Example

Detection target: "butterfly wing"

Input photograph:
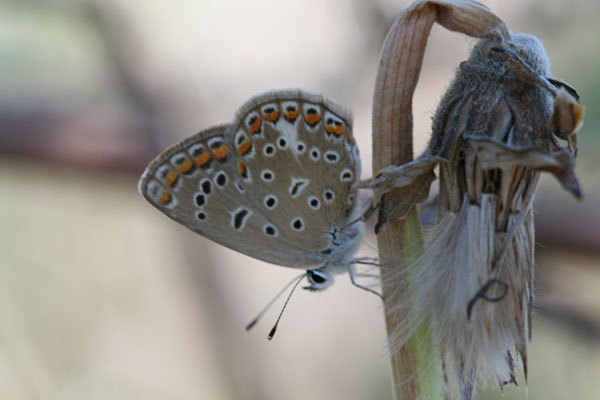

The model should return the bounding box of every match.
[139,89,362,268]
[229,89,361,251]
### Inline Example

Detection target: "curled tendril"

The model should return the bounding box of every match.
[466,278,509,320]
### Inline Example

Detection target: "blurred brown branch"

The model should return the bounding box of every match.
[0,105,156,174]
[0,1,165,175]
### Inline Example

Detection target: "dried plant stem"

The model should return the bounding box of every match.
[378,205,443,400]
[373,6,437,398]
[377,209,423,399]
[373,1,507,398]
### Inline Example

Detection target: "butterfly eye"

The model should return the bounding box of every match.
[308,270,328,284]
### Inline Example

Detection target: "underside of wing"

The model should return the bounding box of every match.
[138,123,327,268]
[227,89,362,251]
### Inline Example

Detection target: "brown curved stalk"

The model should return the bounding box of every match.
[372,1,507,398]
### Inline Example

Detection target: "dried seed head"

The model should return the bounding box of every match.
[363,25,584,400]
[429,33,554,161]
[362,2,584,399]
[408,34,581,397]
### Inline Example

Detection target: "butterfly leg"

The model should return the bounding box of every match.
[348,263,383,299]
[354,273,380,279]
[352,256,380,266]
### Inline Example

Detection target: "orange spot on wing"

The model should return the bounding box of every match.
[264,110,280,121]
[326,124,345,136]
[159,191,171,205]
[249,116,262,134]
[238,141,251,155]
[284,110,300,121]
[304,114,321,125]
[345,130,351,142]
[165,171,179,187]
[178,159,194,173]
[238,161,246,176]
[195,150,211,166]
[213,144,229,159]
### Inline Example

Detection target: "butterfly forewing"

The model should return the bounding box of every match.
[139,89,361,269]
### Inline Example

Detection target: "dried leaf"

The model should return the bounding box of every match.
[374,169,437,233]
[357,156,442,192]
[539,149,583,198]
[468,136,562,169]
[468,136,582,198]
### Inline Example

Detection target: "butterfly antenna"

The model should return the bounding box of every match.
[245,272,307,331]
[267,272,307,341]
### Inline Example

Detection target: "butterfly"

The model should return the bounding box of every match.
[138,89,375,304]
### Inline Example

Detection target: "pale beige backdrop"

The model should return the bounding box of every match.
[0,0,598,399]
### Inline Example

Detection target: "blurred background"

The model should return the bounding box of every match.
[0,0,598,399]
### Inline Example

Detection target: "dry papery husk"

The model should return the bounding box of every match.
[360,0,584,399]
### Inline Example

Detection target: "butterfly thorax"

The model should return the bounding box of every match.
[318,221,365,265]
